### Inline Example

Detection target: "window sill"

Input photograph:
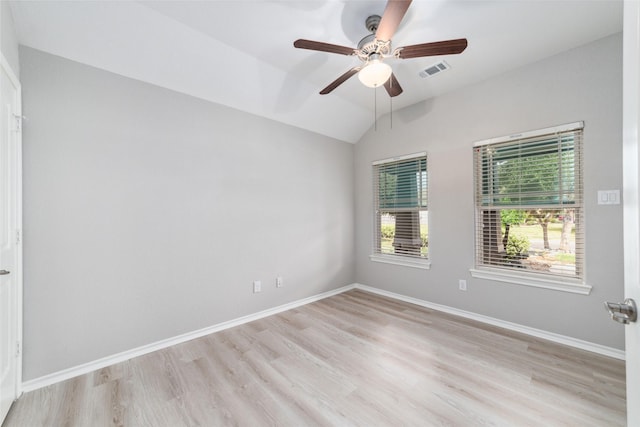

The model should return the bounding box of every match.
[370,254,431,270]
[469,267,591,295]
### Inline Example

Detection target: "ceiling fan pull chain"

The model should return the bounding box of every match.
[390,86,393,130]
[374,86,378,131]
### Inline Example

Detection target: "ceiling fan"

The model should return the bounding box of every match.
[293,0,467,97]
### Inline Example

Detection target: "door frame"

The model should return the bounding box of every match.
[623,0,640,424]
[1,51,23,407]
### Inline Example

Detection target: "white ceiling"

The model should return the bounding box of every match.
[9,0,623,143]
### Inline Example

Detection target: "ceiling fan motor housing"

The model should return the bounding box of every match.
[357,15,392,60]
[357,34,377,53]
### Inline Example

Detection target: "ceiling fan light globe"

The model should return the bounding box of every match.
[358,60,392,88]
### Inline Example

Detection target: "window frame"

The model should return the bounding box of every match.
[370,152,430,270]
[470,122,591,295]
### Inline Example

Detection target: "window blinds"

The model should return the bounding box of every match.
[373,153,428,259]
[475,131,582,209]
[473,124,584,279]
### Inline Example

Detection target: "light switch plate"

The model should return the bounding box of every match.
[597,190,620,205]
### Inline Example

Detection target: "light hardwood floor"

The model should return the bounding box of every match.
[4,290,626,426]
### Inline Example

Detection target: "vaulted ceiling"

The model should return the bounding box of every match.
[9,0,623,143]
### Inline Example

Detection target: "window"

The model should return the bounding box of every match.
[472,122,588,293]
[371,153,429,269]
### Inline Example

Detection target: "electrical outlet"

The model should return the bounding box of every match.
[253,280,262,293]
[276,276,283,288]
[459,280,467,291]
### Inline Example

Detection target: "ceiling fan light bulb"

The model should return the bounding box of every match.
[358,60,392,88]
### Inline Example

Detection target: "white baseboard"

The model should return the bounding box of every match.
[21,284,356,393]
[22,282,624,393]
[352,283,626,361]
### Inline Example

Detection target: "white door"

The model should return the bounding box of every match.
[0,54,22,424]
[623,1,640,425]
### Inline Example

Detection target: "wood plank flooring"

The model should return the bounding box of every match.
[3,290,626,426]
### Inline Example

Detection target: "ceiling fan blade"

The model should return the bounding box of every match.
[375,0,412,42]
[397,38,468,59]
[384,73,403,97]
[320,67,361,95]
[294,39,356,56]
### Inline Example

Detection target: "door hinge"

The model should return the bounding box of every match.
[16,229,21,245]
[16,341,21,357]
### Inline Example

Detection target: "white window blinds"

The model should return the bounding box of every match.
[373,153,428,260]
[473,123,584,279]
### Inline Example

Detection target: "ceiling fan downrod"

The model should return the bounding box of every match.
[365,14,381,33]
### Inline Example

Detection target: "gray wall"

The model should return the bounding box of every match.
[19,32,625,381]
[20,47,355,380]
[355,33,625,349]
[1,0,20,75]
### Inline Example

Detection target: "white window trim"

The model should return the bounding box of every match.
[469,267,591,295]
[371,152,429,268]
[473,121,584,147]
[472,121,587,294]
[372,151,427,165]
[370,254,431,269]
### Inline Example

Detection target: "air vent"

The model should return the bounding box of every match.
[419,61,451,78]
